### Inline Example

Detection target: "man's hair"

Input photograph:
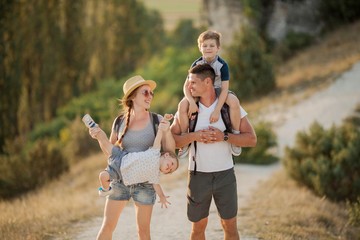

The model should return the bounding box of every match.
[188,64,215,85]
[198,30,221,48]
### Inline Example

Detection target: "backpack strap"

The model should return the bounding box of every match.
[149,112,159,136]
[113,115,125,140]
[220,103,232,133]
[187,101,232,175]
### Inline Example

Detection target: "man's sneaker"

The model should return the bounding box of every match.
[231,130,242,156]
[178,145,189,158]
[98,187,114,197]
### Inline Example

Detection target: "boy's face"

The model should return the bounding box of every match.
[199,39,220,61]
[160,153,178,174]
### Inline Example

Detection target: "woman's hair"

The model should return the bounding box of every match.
[116,88,138,146]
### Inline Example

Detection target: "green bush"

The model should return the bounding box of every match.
[0,137,68,199]
[283,121,360,202]
[61,117,101,164]
[274,31,314,60]
[227,26,276,100]
[234,121,278,165]
[319,0,360,30]
[29,117,68,141]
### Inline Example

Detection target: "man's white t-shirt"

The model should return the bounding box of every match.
[188,99,247,172]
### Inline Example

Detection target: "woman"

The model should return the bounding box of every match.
[94,75,175,240]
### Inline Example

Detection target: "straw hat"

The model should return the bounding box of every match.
[123,75,156,100]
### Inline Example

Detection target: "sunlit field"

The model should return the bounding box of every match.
[141,0,202,30]
[1,3,360,239]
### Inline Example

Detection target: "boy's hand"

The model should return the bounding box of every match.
[158,195,171,208]
[210,110,220,123]
[188,101,199,119]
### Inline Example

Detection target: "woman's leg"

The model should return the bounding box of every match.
[97,199,127,240]
[134,202,153,240]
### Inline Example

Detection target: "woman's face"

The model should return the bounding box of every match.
[132,85,154,110]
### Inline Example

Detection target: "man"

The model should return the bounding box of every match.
[170,63,257,240]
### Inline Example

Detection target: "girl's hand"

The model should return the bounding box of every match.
[158,195,171,208]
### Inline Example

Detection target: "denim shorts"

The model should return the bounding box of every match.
[108,180,156,205]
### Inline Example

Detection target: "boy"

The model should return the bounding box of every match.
[177,30,242,157]
[88,114,178,208]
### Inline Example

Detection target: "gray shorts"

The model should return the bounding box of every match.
[187,168,238,222]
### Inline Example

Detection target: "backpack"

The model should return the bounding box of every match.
[189,102,232,133]
[188,102,232,174]
[113,112,159,138]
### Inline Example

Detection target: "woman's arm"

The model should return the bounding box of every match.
[89,126,113,157]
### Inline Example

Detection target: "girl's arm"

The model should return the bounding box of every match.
[160,114,176,152]
[153,184,171,208]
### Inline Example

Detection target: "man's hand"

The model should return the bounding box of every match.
[196,126,224,144]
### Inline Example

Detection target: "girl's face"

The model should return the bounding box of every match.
[199,39,220,62]
[132,85,154,110]
[160,153,178,174]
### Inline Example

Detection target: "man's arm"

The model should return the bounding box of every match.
[170,116,203,148]
[207,116,257,146]
[153,184,170,208]
[227,116,257,147]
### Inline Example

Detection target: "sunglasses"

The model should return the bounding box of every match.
[140,89,154,98]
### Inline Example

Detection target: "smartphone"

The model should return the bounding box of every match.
[82,114,97,128]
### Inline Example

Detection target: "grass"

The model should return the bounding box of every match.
[246,20,360,116]
[0,154,104,240]
[1,16,360,240]
[238,170,359,239]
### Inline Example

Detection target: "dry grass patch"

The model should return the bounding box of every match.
[239,170,360,239]
[0,154,105,240]
[246,20,360,115]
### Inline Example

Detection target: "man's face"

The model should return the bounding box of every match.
[188,73,205,97]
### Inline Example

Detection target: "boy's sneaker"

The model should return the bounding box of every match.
[178,145,189,158]
[98,187,114,197]
[231,130,242,156]
[231,145,242,156]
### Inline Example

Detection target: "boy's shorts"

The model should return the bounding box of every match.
[187,168,238,222]
[215,87,237,97]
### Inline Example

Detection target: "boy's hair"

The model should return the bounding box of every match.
[161,151,179,173]
[188,64,216,85]
[197,30,221,48]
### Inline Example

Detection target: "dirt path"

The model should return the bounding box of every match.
[67,62,360,240]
